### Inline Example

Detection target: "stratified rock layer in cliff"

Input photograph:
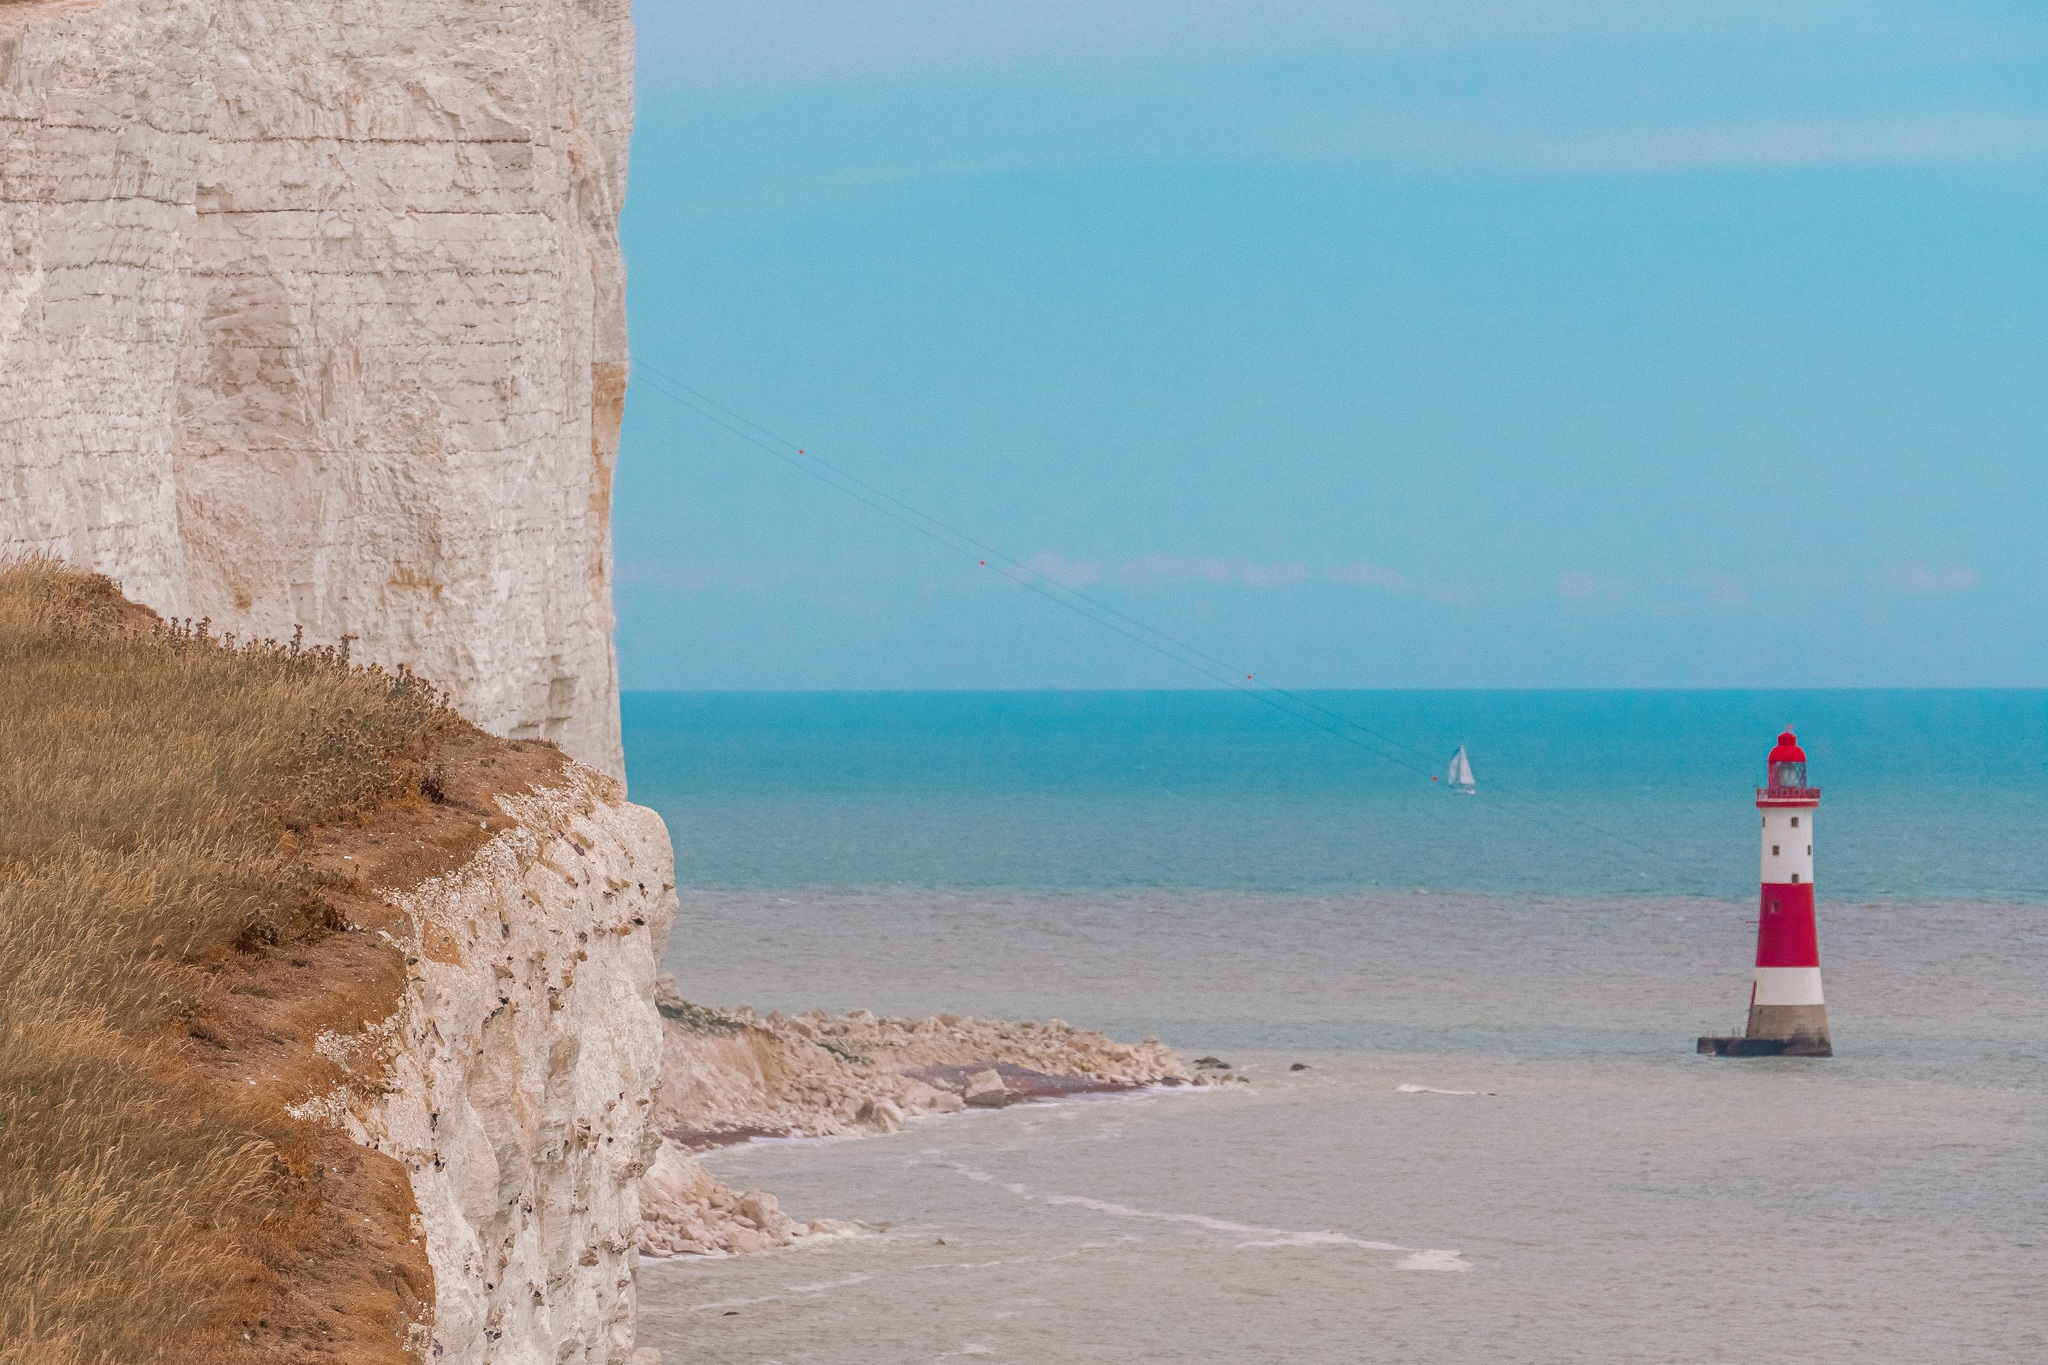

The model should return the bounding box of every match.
[0,0,632,775]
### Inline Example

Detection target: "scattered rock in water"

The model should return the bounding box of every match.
[1290,1062,1310,1072]
[1192,1056,1231,1070]
[637,1143,856,1258]
[962,1069,1009,1107]
[855,1098,904,1133]
[899,1078,963,1115]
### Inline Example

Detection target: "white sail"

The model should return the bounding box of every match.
[1447,745,1475,792]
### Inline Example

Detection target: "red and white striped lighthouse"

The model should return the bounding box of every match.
[1699,729,1833,1057]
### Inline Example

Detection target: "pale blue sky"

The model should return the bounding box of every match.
[614,2,2047,689]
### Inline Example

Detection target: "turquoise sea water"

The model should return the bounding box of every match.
[628,691,2047,1363]
[625,689,2048,900]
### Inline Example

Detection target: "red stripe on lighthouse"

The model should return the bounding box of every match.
[1755,882,1820,967]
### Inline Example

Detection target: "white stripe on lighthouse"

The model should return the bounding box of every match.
[1759,809,1814,883]
[1751,966,1825,1006]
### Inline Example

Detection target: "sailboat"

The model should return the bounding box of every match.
[1446,745,1476,795]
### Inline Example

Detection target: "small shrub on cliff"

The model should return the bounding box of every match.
[0,559,454,1365]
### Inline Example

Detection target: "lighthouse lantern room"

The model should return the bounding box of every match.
[1698,729,1834,1058]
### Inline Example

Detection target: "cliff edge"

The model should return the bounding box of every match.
[0,565,671,1364]
[0,0,633,776]
[317,753,677,1362]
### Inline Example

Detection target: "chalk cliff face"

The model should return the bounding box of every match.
[0,0,632,775]
[312,766,677,1363]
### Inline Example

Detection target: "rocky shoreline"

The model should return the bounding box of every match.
[637,979,1213,1258]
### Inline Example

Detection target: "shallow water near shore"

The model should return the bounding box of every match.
[628,692,2046,1361]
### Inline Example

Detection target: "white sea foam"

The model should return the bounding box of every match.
[1396,1083,1494,1095]
[679,1272,872,1313]
[926,1158,1465,1265]
[1398,1249,1473,1272]
[1040,1192,1405,1252]
[787,1272,873,1294]
[900,1249,1090,1275]
[800,1222,865,1242]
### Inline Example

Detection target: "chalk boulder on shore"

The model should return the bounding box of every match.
[962,1069,1009,1107]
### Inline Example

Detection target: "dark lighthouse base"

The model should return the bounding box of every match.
[1696,1034,1833,1058]
[1698,1001,1832,1057]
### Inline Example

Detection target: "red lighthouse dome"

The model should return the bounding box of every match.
[1766,729,1809,794]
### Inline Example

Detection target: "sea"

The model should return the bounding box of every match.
[627,690,2047,1363]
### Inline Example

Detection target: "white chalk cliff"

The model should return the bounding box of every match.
[0,0,633,775]
[310,766,678,1363]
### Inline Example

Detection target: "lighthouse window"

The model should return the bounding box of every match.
[1791,817,1800,828]
[1791,873,1801,883]
[1807,845,1811,855]
[1772,845,1780,856]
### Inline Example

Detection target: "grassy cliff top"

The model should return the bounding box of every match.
[0,562,553,1364]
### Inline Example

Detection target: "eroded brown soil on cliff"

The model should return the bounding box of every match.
[0,563,568,1365]
[187,727,569,1364]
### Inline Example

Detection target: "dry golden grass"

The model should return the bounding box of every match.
[0,559,457,1365]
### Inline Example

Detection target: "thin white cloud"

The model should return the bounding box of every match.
[1118,556,1315,590]
[1023,550,1104,589]
[1119,554,1241,585]
[1505,114,2048,175]
[1324,562,1413,592]
[1691,573,1746,608]
[616,562,788,594]
[1018,553,1417,592]
[655,105,2048,229]
[1241,563,1312,589]
[1885,562,1980,595]
[644,0,1904,93]
[1557,571,1629,601]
